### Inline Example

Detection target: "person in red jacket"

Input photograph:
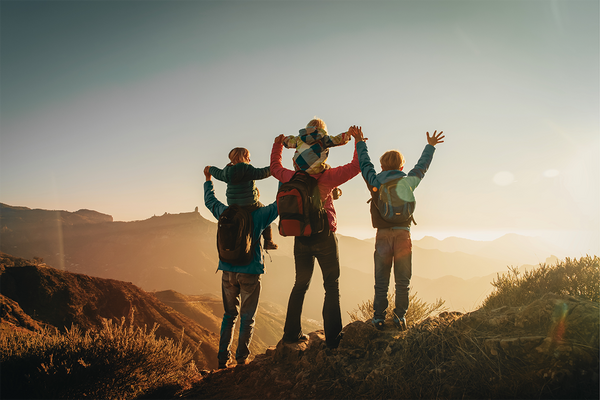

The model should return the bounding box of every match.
[271,126,361,349]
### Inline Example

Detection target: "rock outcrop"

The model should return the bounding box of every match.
[180,293,598,399]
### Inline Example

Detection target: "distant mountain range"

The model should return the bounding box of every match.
[0,203,562,323]
[414,234,560,266]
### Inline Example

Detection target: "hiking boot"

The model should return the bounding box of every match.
[371,318,385,331]
[236,358,250,366]
[283,333,309,344]
[217,361,228,369]
[264,240,278,250]
[393,316,407,331]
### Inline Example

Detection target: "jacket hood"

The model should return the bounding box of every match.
[376,169,406,184]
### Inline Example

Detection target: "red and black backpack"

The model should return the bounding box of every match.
[276,171,327,237]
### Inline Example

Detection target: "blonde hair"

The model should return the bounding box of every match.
[306,117,327,133]
[228,147,250,165]
[380,150,405,171]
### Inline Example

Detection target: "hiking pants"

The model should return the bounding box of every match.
[283,229,342,348]
[373,228,412,321]
[219,271,261,364]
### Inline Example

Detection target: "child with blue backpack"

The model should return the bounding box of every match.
[350,127,445,331]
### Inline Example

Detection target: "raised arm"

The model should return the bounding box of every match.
[208,165,227,182]
[406,131,444,182]
[321,131,351,148]
[203,166,227,219]
[245,165,271,181]
[350,126,380,188]
[270,135,296,183]
[319,134,361,188]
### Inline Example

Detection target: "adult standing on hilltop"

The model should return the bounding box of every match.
[203,166,278,369]
[351,126,445,331]
[270,126,361,349]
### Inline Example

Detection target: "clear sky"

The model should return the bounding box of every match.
[1,0,598,256]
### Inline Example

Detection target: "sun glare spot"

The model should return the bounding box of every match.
[493,171,514,186]
[543,169,560,178]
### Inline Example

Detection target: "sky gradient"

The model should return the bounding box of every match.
[1,0,598,257]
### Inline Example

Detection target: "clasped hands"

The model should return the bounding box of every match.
[273,126,367,144]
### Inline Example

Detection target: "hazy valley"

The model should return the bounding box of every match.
[0,202,560,323]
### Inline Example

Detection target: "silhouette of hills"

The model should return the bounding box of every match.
[0,203,113,225]
[0,202,561,322]
[0,252,219,369]
[415,234,560,266]
[1,202,220,295]
[339,234,512,279]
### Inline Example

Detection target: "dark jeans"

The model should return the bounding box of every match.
[283,229,342,348]
[373,228,412,321]
[218,271,261,364]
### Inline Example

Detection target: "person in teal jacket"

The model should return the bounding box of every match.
[208,147,278,250]
[351,127,445,331]
[203,165,279,369]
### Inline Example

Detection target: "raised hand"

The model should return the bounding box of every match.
[426,130,445,146]
[274,134,285,144]
[204,166,212,181]
[349,125,367,142]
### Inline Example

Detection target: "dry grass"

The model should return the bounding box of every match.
[338,256,600,399]
[482,255,599,309]
[348,290,447,327]
[0,316,199,399]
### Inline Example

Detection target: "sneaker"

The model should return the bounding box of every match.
[393,316,407,331]
[371,318,385,331]
[264,240,278,250]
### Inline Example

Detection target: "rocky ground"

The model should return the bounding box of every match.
[142,292,598,400]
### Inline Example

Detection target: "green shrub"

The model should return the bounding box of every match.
[482,255,599,310]
[348,290,447,328]
[0,317,198,399]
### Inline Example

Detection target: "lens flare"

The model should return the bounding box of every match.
[543,169,560,178]
[550,301,568,343]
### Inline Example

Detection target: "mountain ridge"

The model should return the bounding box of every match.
[1,203,563,320]
[0,252,219,368]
